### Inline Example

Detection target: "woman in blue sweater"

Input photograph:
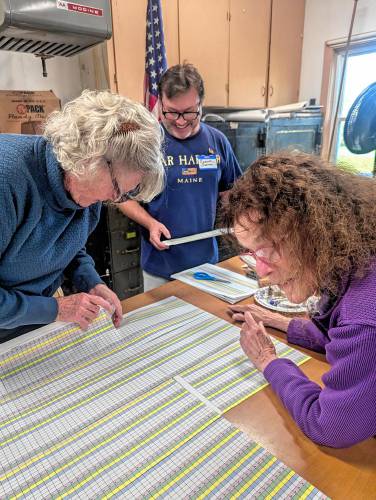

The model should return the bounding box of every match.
[0,90,164,341]
[225,153,376,448]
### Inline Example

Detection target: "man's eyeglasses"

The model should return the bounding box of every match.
[161,102,201,121]
[107,161,140,203]
[242,246,281,265]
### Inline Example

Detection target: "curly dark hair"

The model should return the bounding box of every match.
[221,152,376,295]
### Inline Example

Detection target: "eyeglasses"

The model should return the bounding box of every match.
[161,102,201,121]
[242,246,281,265]
[107,161,140,203]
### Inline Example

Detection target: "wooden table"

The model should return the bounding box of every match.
[122,257,376,500]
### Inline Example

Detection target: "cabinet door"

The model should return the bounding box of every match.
[110,0,145,101]
[110,0,179,101]
[268,0,305,107]
[162,0,179,65]
[178,0,230,106]
[229,0,271,108]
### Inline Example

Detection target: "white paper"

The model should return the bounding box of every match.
[172,263,259,304]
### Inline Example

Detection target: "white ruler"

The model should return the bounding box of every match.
[163,228,230,246]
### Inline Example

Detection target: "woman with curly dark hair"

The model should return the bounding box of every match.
[224,152,376,448]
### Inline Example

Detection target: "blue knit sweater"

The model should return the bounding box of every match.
[0,134,103,330]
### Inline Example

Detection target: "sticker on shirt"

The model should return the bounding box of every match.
[197,154,218,170]
[182,167,198,176]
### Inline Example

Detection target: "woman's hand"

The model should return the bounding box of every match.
[89,284,123,327]
[229,303,291,332]
[56,292,114,330]
[240,311,277,372]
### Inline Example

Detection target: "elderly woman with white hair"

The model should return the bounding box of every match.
[0,90,164,342]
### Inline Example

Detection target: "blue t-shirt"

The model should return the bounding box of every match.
[141,123,241,278]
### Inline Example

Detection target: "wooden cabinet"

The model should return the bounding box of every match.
[179,0,305,107]
[108,0,304,107]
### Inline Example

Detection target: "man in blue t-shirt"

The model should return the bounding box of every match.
[119,63,242,291]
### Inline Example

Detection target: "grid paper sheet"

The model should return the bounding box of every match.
[0,297,324,499]
[177,338,309,413]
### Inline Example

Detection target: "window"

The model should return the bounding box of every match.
[331,43,376,176]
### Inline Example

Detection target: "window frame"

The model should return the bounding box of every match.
[320,32,376,162]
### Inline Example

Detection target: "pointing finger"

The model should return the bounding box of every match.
[244,311,258,328]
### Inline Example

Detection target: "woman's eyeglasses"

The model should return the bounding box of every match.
[242,246,281,265]
[161,102,201,121]
[107,161,140,203]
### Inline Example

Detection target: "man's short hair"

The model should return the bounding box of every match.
[158,63,205,101]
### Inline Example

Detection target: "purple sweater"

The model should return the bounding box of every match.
[264,265,376,448]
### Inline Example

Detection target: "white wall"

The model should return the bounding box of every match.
[299,0,376,103]
[0,51,85,105]
[0,43,109,105]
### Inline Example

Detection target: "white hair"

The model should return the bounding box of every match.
[43,89,165,202]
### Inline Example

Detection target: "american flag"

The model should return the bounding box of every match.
[144,0,167,115]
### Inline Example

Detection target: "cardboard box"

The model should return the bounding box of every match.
[0,90,61,134]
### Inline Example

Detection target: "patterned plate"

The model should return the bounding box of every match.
[254,286,307,313]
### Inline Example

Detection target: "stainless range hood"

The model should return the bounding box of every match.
[0,0,112,58]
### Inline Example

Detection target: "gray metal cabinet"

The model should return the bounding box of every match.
[86,205,143,300]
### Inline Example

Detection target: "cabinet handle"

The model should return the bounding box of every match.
[126,285,142,292]
[124,247,139,254]
[269,85,274,97]
[117,247,140,255]
[261,86,265,96]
